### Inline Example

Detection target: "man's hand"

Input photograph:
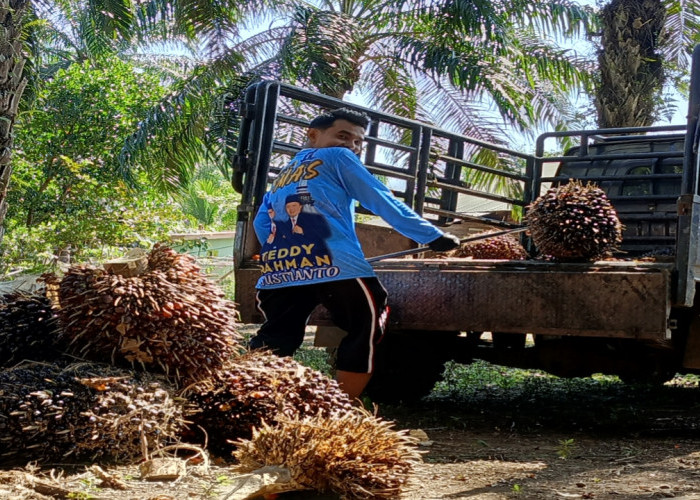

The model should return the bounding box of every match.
[428,233,460,252]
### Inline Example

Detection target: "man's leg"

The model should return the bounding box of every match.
[251,285,319,356]
[335,370,373,400]
[321,278,389,401]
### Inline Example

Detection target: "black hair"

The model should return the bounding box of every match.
[309,107,370,130]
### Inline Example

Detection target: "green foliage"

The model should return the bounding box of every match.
[10,56,167,224]
[1,57,190,276]
[0,168,185,276]
[176,164,239,230]
[293,345,333,377]
[119,56,248,192]
[16,57,164,183]
[430,360,622,403]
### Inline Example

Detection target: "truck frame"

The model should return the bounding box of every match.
[230,47,700,402]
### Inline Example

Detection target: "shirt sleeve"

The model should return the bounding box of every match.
[253,194,272,245]
[331,148,444,245]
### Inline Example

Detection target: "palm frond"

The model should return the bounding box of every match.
[233,26,290,67]
[119,51,246,192]
[87,0,135,41]
[361,59,418,119]
[662,0,700,68]
[414,75,512,145]
[507,0,597,39]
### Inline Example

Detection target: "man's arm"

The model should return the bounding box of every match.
[253,197,273,245]
[333,149,447,244]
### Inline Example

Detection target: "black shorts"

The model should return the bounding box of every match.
[251,277,389,373]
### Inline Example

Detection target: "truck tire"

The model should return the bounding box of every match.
[616,340,679,385]
[364,330,460,404]
[535,336,679,383]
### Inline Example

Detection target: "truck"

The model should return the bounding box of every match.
[230,47,700,403]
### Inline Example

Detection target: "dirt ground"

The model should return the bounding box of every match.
[387,396,700,500]
[2,360,700,499]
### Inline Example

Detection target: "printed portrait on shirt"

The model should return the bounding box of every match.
[259,192,336,285]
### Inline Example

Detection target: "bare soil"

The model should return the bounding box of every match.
[3,365,700,499]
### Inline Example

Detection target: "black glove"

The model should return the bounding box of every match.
[428,233,460,252]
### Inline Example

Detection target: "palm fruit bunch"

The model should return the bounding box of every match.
[527,180,623,261]
[232,409,422,499]
[55,244,242,386]
[451,230,528,260]
[0,291,66,368]
[0,362,184,465]
[184,350,354,456]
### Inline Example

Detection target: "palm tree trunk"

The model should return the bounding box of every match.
[0,0,29,241]
[595,0,667,128]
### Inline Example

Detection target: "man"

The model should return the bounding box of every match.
[250,108,459,400]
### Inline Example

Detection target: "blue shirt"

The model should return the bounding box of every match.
[253,147,443,289]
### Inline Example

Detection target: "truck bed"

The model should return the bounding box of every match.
[372,258,672,338]
[235,258,673,339]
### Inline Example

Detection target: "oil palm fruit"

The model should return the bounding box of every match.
[0,362,184,464]
[184,350,354,455]
[55,244,242,387]
[232,409,421,499]
[0,291,64,368]
[527,180,623,261]
[452,230,528,260]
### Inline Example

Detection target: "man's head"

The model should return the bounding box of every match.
[307,108,370,155]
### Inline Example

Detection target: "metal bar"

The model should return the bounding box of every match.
[423,207,521,228]
[424,181,528,207]
[438,138,461,225]
[413,126,431,214]
[367,227,528,263]
[437,153,530,182]
[404,125,422,210]
[541,174,682,182]
[544,150,684,163]
[683,45,700,196]
[538,124,685,143]
[365,120,379,168]
[254,84,282,206]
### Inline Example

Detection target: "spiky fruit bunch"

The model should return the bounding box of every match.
[527,180,623,261]
[232,410,421,499]
[148,243,203,276]
[452,230,528,260]
[0,292,65,368]
[55,245,242,386]
[0,362,184,465]
[184,350,354,455]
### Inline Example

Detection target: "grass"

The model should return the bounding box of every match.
[430,359,623,403]
[290,341,700,435]
[291,346,700,404]
[293,345,332,376]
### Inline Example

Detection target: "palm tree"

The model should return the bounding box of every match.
[121,0,597,193]
[278,0,596,137]
[0,0,32,240]
[594,0,700,127]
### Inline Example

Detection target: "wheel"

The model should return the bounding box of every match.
[364,330,460,404]
[615,340,679,385]
[535,336,680,383]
